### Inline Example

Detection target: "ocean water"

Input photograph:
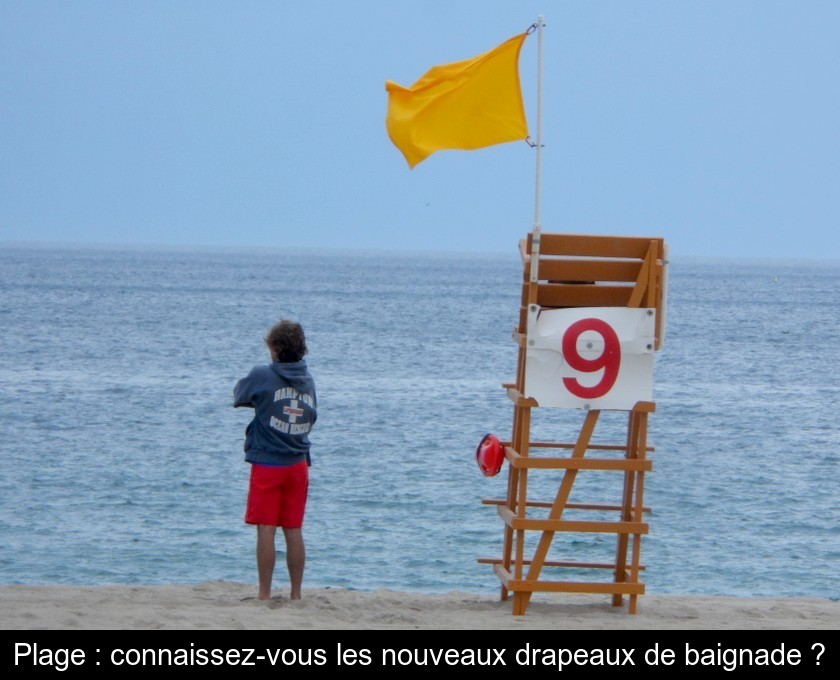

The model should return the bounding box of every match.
[0,242,838,599]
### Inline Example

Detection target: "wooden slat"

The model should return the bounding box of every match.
[520,283,634,306]
[518,306,528,333]
[515,441,655,453]
[655,253,667,349]
[498,506,648,533]
[494,562,514,588]
[513,518,648,534]
[506,387,539,407]
[519,288,663,328]
[506,453,653,472]
[527,232,664,260]
[509,579,646,596]
[478,557,646,571]
[626,246,653,308]
[494,565,645,595]
[504,445,651,469]
[646,243,658,309]
[524,258,643,283]
[521,284,636,308]
[482,498,652,513]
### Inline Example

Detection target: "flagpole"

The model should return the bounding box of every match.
[530,15,545,284]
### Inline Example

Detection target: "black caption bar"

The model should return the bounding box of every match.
[3,630,835,675]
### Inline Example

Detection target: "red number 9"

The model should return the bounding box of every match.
[561,318,621,399]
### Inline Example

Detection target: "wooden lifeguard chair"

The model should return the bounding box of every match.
[480,231,668,615]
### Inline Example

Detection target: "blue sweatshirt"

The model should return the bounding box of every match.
[233,360,317,466]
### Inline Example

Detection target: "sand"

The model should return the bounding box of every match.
[1,580,837,630]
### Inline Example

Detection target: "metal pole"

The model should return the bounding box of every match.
[530,15,545,284]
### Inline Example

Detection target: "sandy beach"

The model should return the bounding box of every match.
[1,580,837,630]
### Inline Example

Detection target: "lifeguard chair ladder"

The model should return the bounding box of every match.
[480,231,668,616]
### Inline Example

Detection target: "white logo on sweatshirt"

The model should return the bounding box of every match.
[273,387,314,408]
[269,394,313,435]
[283,400,305,423]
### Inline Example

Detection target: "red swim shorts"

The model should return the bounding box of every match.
[245,461,309,528]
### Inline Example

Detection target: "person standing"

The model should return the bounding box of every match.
[233,320,317,600]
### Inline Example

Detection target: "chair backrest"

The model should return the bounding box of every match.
[518,232,668,349]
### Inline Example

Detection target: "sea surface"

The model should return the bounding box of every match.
[0,242,838,599]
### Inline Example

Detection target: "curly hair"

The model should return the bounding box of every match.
[264,320,308,363]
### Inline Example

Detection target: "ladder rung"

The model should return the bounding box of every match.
[478,557,646,571]
[498,506,648,533]
[481,498,651,514]
[495,564,645,595]
[505,448,652,471]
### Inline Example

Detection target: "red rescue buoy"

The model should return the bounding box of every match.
[475,433,504,477]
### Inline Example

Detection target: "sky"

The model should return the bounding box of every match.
[1,1,839,260]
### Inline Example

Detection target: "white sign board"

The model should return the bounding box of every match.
[525,307,656,410]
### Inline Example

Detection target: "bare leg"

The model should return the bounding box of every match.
[282,527,305,600]
[256,525,277,600]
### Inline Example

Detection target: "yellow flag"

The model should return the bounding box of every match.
[385,32,530,168]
